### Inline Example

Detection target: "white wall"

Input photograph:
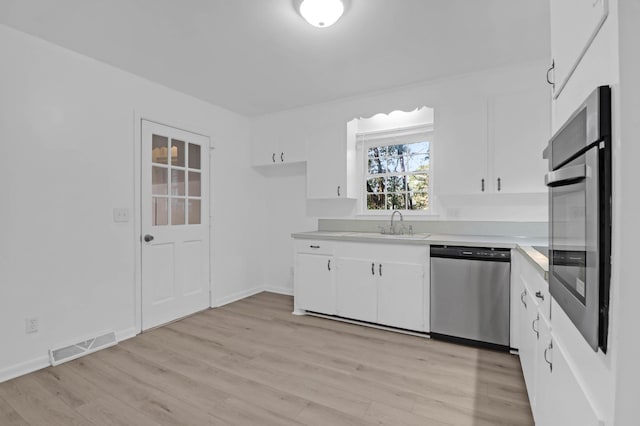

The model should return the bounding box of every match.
[0,25,263,381]
[612,0,640,424]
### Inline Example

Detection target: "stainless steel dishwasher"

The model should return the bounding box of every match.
[430,245,511,349]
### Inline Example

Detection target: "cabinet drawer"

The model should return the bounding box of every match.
[522,275,550,320]
[294,240,334,255]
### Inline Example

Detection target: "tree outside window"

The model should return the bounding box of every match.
[365,140,430,211]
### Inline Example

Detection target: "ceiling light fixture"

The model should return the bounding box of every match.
[297,0,347,28]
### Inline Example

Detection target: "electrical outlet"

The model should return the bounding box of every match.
[25,317,39,334]
[113,208,130,223]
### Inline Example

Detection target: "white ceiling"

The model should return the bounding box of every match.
[0,0,550,116]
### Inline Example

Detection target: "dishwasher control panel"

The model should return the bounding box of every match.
[430,245,511,262]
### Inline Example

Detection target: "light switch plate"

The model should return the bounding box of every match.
[113,208,130,223]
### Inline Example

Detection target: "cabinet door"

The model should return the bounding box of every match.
[539,336,603,426]
[251,119,279,166]
[490,90,550,194]
[550,0,609,98]
[306,122,347,199]
[534,315,554,425]
[335,257,377,323]
[377,262,424,331]
[436,100,488,195]
[294,253,335,314]
[278,123,307,164]
[518,290,538,410]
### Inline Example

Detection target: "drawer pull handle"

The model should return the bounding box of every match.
[481,178,485,192]
[327,259,331,271]
[535,291,545,301]
[272,153,276,163]
[520,290,527,308]
[310,245,320,249]
[546,60,555,88]
[544,340,553,372]
[280,152,284,162]
[371,262,375,275]
[532,314,540,340]
[379,263,382,276]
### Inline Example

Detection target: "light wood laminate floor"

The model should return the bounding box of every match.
[0,292,533,425]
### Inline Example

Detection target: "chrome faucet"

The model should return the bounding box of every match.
[390,210,404,234]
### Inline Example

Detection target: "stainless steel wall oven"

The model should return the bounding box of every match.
[545,86,611,352]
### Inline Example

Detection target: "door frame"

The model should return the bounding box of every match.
[133,111,214,334]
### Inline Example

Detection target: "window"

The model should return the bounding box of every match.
[362,130,432,212]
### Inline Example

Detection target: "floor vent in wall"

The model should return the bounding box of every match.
[49,331,117,366]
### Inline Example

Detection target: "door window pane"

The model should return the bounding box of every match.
[189,143,201,169]
[171,198,186,225]
[152,197,168,226]
[152,135,169,164]
[171,169,185,196]
[171,139,185,167]
[188,199,201,224]
[152,166,168,195]
[188,171,201,197]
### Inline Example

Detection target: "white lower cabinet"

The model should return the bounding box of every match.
[294,239,428,332]
[335,257,378,322]
[518,288,539,410]
[294,252,335,315]
[537,336,602,426]
[377,261,424,330]
[513,251,602,426]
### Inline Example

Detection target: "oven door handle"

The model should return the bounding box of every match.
[545,164,587,187]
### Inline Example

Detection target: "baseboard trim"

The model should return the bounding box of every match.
[213,286,265,307]
[263,286,293,296]
[306,312,431,339]
[115,326,138,342]
[0,355,50,384]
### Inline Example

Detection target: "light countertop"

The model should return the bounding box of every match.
[292,230,549,280]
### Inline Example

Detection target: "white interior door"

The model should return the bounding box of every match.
[141,120,210,330]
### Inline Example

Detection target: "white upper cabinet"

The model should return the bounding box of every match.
[549,0,609,99]
[437,89,549,196]
[436,99,489,195]
[489,89,550,194]
[306,118,357,199]
[251,114,306,166]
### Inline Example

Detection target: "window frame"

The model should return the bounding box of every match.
[357,125,435,216]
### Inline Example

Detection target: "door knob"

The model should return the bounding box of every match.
[143,234,154,242]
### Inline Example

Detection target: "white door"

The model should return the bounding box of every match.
[141,120,210,330]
